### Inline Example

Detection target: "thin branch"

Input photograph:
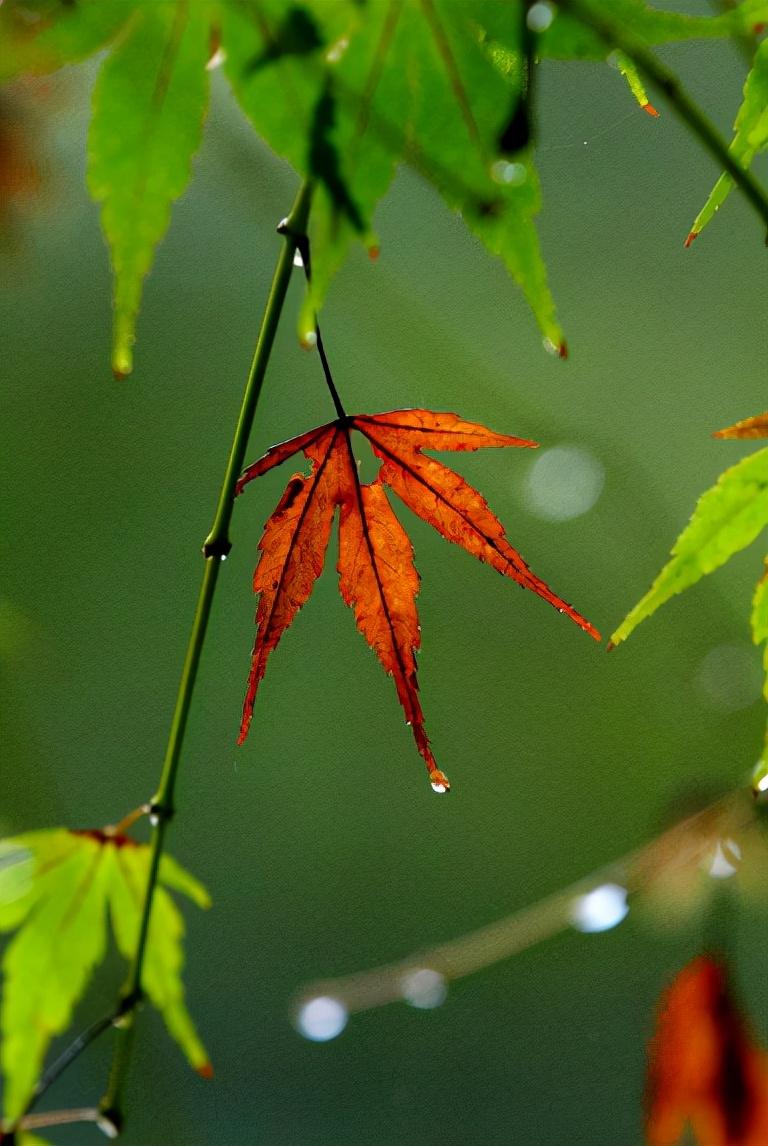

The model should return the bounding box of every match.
[107,803,151,838]
[98,180,314,1128]
[27,1007,126,1114]
[559,0,768,237]
[20,1108,103,1131]
[294,791,755,1019]
[290,232,348,420]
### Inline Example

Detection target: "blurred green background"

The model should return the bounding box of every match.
[2,13,768,1144]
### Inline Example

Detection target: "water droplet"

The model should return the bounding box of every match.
[490,160,527,187]
[293,249,304,268]
[570,883,629,933]
[96,1113,121,1139]
[206,46,227,71]
[526,1,555,32]
[149,812,161,828]
[300,330,318,351]
[706,838,741,880]
[695,644,761,713]
[523,444,605,522]
[753,761,768,797]
[295,996,348,1042]
[326,36,349,64]
[429,768,450,795]
[400,968,447,1009]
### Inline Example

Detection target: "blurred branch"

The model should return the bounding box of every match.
[295,790,758,1021]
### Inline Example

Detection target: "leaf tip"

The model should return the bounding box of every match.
[558,340,568,360]
[112,345,133,380]
[684,231,698,249]
[606,639,617,652]
[368,244,380,261]
[642,102,660,118]
[197,1061,214,1080]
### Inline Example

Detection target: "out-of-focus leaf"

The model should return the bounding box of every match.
[0,828,210,1120]
[610,447,768,647]
[646,954,768,1146]
[539,0,734,62]
[0,0,133,81]
[19,1135,53,1146]
[686,39,768,245]
[87,2,210,377]
[751,562,768,700]
[159,852,212,910]
[752,563,768,780]
[108,844,212,1076]
[224,0,563,351]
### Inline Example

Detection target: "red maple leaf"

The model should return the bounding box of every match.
[646,954,768,1146]
[235,409,600,790]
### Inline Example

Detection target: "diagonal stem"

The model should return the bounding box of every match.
[97,180,313,1128]
[559,0,768,237]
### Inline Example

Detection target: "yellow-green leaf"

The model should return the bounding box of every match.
[87,1,210,377]
[611,447,768,647]
[1,831,111,1120]
[0,828,211,1118]
[751,560,768,700]
[109,844,212,1076]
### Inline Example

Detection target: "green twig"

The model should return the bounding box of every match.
[560,0,768,237]
[98,179,313,1126]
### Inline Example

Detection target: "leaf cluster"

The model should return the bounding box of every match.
[2,0,765,373]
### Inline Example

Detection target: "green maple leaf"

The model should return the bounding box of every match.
[686,39,768,246]
[87,1,211,377]
[0,827,211,1122]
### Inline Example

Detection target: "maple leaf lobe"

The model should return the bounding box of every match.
[713,412,768,440]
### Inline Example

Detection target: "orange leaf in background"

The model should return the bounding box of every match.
[646,955,768,1146]
[713,413,768,440]
[236,410,601,790]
